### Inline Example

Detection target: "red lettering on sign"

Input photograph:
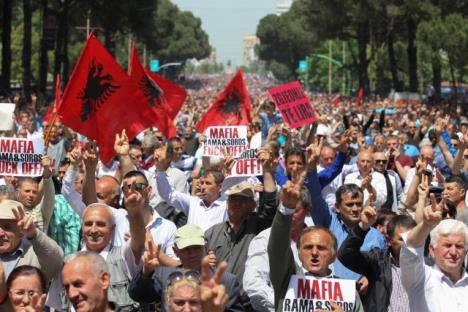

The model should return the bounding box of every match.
[209,127,239,139]
[333,282,343,301]
[297,278,310,299]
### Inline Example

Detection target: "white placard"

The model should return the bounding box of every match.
[0,136,44,176]
[202,126,249,157]
[283,275,356,312]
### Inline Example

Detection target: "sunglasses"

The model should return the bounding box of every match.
[121,183,147,192]
[375,159,387,164]
[167,270,200,287]
[464,154,468,159]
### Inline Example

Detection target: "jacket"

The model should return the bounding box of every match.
[338,225,392,312]
[268,209,364,312]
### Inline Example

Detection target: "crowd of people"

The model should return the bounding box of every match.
[0,72,467,312]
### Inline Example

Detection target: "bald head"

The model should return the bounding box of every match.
[95,176,120,208]
[357,151,374,175]
[320,146,336,168]
[82,204,115,252]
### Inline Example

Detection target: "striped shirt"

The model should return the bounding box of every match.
[48,194,81,256]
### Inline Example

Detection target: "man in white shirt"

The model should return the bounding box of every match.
[400,199,468,312]
[373,151,402,212]
[344,151,387,208]
[155,143,227,231]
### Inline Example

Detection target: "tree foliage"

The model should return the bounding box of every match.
[256,0,468,100]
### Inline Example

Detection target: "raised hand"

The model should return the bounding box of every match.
[361,174,372,191]
[154,144,172,172]
[41,155,53,178]
[306,137,323,170]
[423,193,444,226]
[418,173,429,198]
[114,129,129,156]
[207,250,217,267]
[83,140,98,169]
[141,229,161,277]
[13,206,37,239]
[359,203,377,230]
[257,148,274,172]
[338,129,352,153]
[280,172,305,209]
[21,293,47,312]
[68,146,83,167]
[200,257,229,312]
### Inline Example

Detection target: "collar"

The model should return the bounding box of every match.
[432,263,468,285]
[146,210,163,229]
[0,242,25,260]
[302,266,334,278]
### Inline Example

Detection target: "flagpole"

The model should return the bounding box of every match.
[44,74,61,155]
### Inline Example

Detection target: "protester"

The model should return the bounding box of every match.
[268,176,364,312]
[1,61,467,312]
[4,265,47,312]
[400,198,468,311]
[129,224,243,312]
[61,251,118,312]
[338,210,416,311]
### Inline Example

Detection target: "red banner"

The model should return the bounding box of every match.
[268,81,317,128]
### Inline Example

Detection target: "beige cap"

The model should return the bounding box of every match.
[226,181,255,199]
[175,224,205,249]
[0,200,22,220]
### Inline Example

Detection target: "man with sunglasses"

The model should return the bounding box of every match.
[373,152,402,212]
[128,224,244,312]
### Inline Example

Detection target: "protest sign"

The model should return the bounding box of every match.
[283,275,356,312]
[202,126,249,157]
[0,136,44,177]
[0,103,16,131]
[230,149,262,177]
[268,81,317,128]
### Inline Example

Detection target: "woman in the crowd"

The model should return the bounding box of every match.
[5,265,47,312]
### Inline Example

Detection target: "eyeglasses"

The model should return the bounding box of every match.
[121,183,148,192]
[9,289,40,298]
[375,159,387,164]
[464,154,468,159]
[167,270,200,287]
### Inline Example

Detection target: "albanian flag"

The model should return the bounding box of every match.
[145,70,187,120]
[128,44,177,138]
[331,95,340,108]
[355,88,364,106]
[58,34,156,164]
[196,69,252,133]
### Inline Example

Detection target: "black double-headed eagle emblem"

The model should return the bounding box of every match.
[139,74,164,107]
[217,90,243,119]
[78,58,120,122]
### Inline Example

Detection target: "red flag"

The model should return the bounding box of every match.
[196,70,252,133]
[58,34,156,164]
[331,95,340,108]
[128,43,177,138]
[44,75,62,124]
[145,71,187,120]
[356,88,364,106]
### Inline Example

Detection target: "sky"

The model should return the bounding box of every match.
[172,0,283,66]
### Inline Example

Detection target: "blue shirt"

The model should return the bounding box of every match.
[259,112,282,140]
[305,170,386,280]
